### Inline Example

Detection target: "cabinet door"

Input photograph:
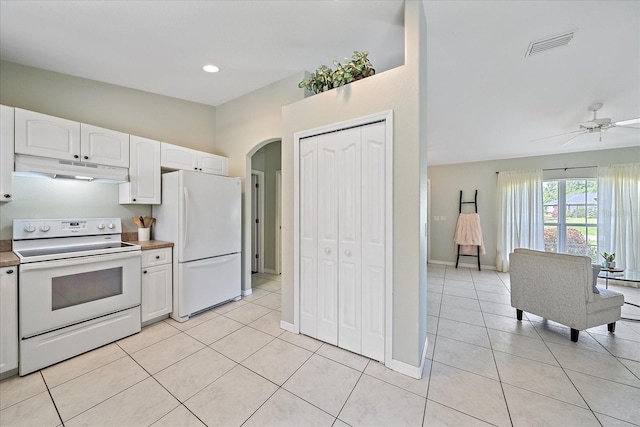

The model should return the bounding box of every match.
[0,105,14,202]
[121,136,160,204]
[141,264,172,323]
[15,108,80,160]
[161,142,198,170]
[198,152,228,176]
[0,267,18,375]
[80,124,129,167]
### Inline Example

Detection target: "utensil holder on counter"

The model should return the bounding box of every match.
[138,228,150,242]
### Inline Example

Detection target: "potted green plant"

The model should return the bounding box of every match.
[601,252,615,269]
[298,51,375,94]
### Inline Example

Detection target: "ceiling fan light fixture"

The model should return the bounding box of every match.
[525,31,575,57]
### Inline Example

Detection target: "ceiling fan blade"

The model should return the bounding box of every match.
[614,117,640,127]
[530,129,584,142]
[561,131,588,147]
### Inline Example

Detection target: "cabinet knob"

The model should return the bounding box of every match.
[74,155,79,159]
[132,198,137,202]
[324,247,331,254]
[143,270,148,274]
[156,255,160,259]
[6,269,13,274]
[83,156,89,160]
[3,194,10,198]
[199,168,203,171]
[194,167,198,170]
[345,249,352,257]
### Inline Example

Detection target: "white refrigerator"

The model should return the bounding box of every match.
[153,170,242,322]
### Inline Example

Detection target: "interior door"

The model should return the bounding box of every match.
[360,122,386,361]
[316,133,339,345]
[299,136,318,337]
[252,173,259,273]
[337,128,362,354]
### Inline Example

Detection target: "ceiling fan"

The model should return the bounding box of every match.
[532,103,640,146]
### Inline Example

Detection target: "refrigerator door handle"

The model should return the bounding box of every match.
[183,186,190,249]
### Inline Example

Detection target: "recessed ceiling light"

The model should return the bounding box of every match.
[203,64,220,73]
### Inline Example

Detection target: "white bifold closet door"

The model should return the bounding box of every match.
[299,122,386,361]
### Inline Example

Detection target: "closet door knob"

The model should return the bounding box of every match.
[324,247,331,255]
[345,250,352,257]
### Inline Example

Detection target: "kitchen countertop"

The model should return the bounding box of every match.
[0,251,20,268]
[130,240,174,250]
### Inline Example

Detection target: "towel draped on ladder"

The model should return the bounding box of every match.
[454,213,486,255]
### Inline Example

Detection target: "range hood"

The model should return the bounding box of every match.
[14,154,129,183]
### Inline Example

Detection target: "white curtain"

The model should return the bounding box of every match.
[496,169,544,272]
[598,163,640,271]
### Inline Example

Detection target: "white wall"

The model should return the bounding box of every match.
[0,61,217,152]
[428,147,640,267]
[215,73,306,291]
[281,1,428,368]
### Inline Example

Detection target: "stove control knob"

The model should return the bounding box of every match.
[23,225,36,233]
[39,225,51,232]
[108,223,116,230]
[97,224,106,230]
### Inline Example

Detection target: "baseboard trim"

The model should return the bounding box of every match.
[280,320,295,333]
[263,268,278,275]
[385,334,429,379]
[241,288,253,296]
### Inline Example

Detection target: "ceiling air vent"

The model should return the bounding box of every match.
[525,31,575,57]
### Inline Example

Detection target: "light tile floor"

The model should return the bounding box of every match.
[1,268,640,426]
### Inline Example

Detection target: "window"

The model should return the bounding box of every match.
[543,179,598,262]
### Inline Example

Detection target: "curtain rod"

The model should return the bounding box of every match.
[495,165,597,175]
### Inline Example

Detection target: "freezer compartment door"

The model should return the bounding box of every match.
[179,172,241,262]
[175,253,241,319]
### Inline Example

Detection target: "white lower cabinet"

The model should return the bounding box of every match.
[299,121,387,362]
[0,266,18,377]
[141,248,172,325]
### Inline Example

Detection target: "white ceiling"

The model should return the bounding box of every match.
[1,0,638,165]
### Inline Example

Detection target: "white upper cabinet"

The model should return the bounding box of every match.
[15,108,80,160]
[15,109,129,168]
[161,143,197,170]
[80,124,129,167]
[198,152,228,176]
[119,135,161,204]
[161,142,228,176]
[0,105,14,202]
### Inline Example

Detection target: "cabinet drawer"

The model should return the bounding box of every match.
[141,248,172,268]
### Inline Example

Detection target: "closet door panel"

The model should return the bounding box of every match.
[360,122,386,361]
[299,137,318,338]
[337,128,362,354]
[316,134,339,345]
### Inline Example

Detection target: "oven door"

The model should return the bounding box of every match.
[19,251,141,338]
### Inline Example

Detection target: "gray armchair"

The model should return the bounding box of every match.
[509,248,624,342]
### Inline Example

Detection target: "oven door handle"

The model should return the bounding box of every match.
[183,186,190,249]
[19,251,141,272]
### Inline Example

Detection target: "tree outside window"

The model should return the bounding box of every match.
[543,179,598,262]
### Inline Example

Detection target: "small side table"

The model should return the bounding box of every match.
[598,270,640,319]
